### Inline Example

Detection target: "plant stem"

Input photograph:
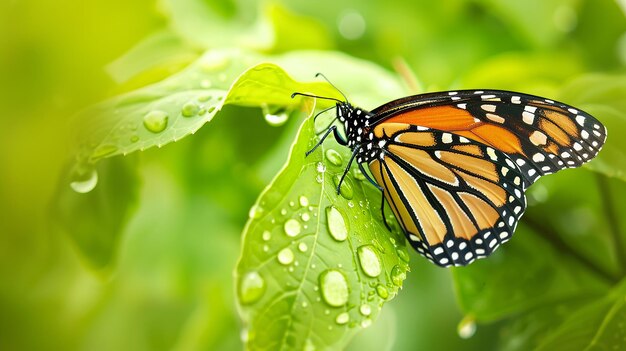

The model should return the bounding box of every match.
[524,215,619,285]
[595,173,626,276]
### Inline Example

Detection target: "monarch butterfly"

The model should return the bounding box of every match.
[292,74,607,267]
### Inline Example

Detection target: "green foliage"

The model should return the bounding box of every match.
[5,0,626,350]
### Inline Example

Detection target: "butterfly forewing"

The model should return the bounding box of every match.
[369,125,526,267]
[371,90,607,187]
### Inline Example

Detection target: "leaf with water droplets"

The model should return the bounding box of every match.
[236,117,409,350]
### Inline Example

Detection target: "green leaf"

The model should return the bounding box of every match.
[52,155,140,268]
[559,74,626,182]
[235,116,410,350]
[535,278,626,351]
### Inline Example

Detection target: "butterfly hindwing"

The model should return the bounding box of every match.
[368,124,527,267]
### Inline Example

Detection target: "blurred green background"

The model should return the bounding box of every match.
[2,0,626,350]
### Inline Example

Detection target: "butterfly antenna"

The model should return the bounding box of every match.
[315,73,349,102]
[291,92,343,104]
[313,105,335,121]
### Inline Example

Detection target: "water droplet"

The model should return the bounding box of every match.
[302,301,308,308]
[239,271,265,305]
[130,135,139,143]
[92,144,118,159]
[316,174,323,183]
[333,175,354,199]
[360,318,372,328]
[278,248,295,265]
[357,245,382,277]
[284,219,302,237]
[325,149,343,166]
[262,105,289,127]
[319,269,349,307]
[376,284,389,299]
[198,94,211,102]
[143,110,168,133]
[326,206,348,242]
[181,102,200,117]
[263,245,269,252]
[457,316,477,339]
[280,208,287,216]
[248,204,264,219]
[347,201,354,208]
[262,230,271,241]
[391,265,406,286]
[289,201,295,207]
[298,242,308,252]
[70,168,98,193]
[316,162,326,173]
[301,213,310,222]
[352,167,366,181]
[397,249,410,262]
[208,106,216,113]
[359,304,372,316]
[299,195,309,207]
[335,312,350,325]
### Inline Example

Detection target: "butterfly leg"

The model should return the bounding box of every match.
[357,162,382,191]
[380,194,392,231]
[305,125,347,157]
[335,146,360,194]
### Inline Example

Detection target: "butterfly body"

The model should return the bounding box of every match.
[303,88,607,267]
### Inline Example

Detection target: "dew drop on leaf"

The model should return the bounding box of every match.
[262,230,271,241]
[181,101,200,117]
[319,269,349,307]
[326,206,348,242]
[70,168,98,193]
[333,175,354,199]
[143,110,168,133]
[248,204,264,219]
[335,312,350,325]
[198,94,211,102]
[376,284,389,299]
[263,105,289,127]
[457,315,477,339]
[360,318,372,328]
[325,149,343,166]
[315,174,323,183]
[277,248,295,265]
[304,338,316,351]
[298,242,308,252]
[397,248,410,262]
[316,162,326,173]
[390,265,406,286]
[284,219,302,237]
[299,195,309,207]
[357,245,382,277]
[92,144,118,159]
[239,271,265,305]
[359,304,372,316]
[300,213,310,222]
[352,167,366,181]
[130,135,139,143]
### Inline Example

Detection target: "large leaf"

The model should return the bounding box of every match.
[236,116,410,350]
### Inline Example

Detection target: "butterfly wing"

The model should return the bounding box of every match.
[371,90,607,187]
[369,124,526,266]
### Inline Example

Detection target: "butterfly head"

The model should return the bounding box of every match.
[336,102,372,149]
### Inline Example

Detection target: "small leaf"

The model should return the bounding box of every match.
[74,49,255,163]
[535,278,626,351]
[236,117,409,350]
[559,74,626,182]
